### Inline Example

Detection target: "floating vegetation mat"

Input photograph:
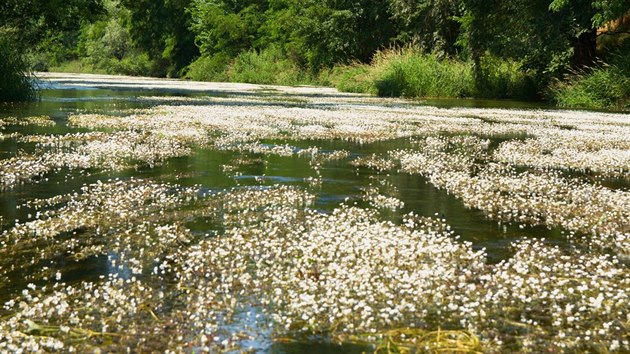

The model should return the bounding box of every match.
[0,181,628,352]
[1,78,629,352]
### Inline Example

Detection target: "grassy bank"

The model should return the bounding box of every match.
[185,47,321,86]
[46,46,630,111]
[328,49,539,101]
[186,48,539,101]
[549,49,630,111]
[330,50,475,98]
[49,54,164,77]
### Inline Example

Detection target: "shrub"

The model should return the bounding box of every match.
[106,53,154,76]
[549,49,630,111]
[227,48,311,86]
[327,64,377,94]
[477,56,539,100]
[48,60,101,74]
[377,50,474,98]
[327,48,539,100]
[329,49,475,98]
[185,54,231,82]
[0,29,36,102]
[186,47,318,86]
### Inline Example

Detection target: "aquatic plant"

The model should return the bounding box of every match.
[2,78,630,352]
[1,183,628,352]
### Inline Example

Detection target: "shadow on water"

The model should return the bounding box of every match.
[270,341,372,354]
[416,97,553,110]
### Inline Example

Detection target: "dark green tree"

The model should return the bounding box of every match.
[461,0,630,81]
[0,28,35,101]
[387,0,464,56]
[189,0,269,58]
[0,0,103,43]
[0,0,103,100]
[189,0,395,70]
[119,0,199,76]
[290,0,395,68]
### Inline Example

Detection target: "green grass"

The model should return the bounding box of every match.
[53,43,630,111]
[550,62,630,111]
[47,44,541,102]
[184,53,231,82]
[328,49,538,100]
[475,56,539,100]
[48,60,104,74]
[51,53,165,77]
[374,49,474,98]
[325,64,378,94]
[228,48,310,86]
[104,53,154,76]
[186,47,319,86]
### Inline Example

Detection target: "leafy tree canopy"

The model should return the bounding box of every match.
[0,0,103,43]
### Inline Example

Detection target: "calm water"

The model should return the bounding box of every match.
[0,78,611,351]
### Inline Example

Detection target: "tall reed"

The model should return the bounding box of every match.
[549,54,630,111]
[330,48,537,100]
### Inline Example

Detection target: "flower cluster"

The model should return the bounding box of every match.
[2,184,627,352]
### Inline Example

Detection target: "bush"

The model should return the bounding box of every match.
[227,48,313,86]
[328,64,378,94]
[0,29,36,102]
[185,54,231,82]
[186,47,318,86]
[48,60,101,74]
[549,49,630,111]
[329,49,474,98]
[76,12,157,77]
[105,53,154,76]
[477,56,539,100]
[377,50,474,98]
[27,51,52,72]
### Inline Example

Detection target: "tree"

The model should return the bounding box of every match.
[550,0,630,66]
[119,0,199,76]
[387,0,464,56]
[262,0,391,68]
[189,0,269,58]
[189,0,395,70]
[0,0,103,45]
[461,0,630,84]
[0,28,35,101]
[0,0,103,100]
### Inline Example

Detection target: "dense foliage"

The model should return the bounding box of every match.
[551,42,630,110]
[2,0,630,106]
[0,0,102,101]
[0,29,35,101]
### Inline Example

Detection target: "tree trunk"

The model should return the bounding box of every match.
[573,29,597,69]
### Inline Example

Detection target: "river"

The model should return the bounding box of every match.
[0,73,628,353]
